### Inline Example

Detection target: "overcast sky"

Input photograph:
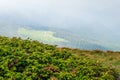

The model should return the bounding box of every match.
[0,0,120,30]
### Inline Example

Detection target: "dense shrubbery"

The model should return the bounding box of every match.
[0,36,119,80]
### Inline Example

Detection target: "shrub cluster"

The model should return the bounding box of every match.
[0,36,119,80]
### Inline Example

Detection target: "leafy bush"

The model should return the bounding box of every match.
[0,36,119,80]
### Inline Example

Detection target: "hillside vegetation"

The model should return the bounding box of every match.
[0,36,119,80]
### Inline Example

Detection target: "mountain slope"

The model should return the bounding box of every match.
[0,24,120,51]
[0,36,119,79]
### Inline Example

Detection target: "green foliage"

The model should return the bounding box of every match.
[0,36,119,80]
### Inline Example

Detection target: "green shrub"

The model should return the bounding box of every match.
[0,36,119,80]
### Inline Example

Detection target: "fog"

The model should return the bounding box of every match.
[0,0,120,49]
[0,0,120,29]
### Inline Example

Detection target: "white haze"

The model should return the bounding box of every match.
[0,0,120,49]
[0,0,120,29]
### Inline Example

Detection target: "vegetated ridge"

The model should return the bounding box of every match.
[1,24,119,51]
[0,36,120,80]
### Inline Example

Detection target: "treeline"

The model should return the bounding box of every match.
[0,36,119,80]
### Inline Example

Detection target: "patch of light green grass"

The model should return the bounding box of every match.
[18,28,68,43]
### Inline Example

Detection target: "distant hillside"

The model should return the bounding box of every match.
[0,24,120,51]
[0,36,119,80]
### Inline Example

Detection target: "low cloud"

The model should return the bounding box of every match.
[0,0,120,29]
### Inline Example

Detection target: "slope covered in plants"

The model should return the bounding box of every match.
[0,36,119,80]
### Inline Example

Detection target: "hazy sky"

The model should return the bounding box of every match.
[0,0,120,30]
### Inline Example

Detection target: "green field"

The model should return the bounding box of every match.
[18,28,68,43]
